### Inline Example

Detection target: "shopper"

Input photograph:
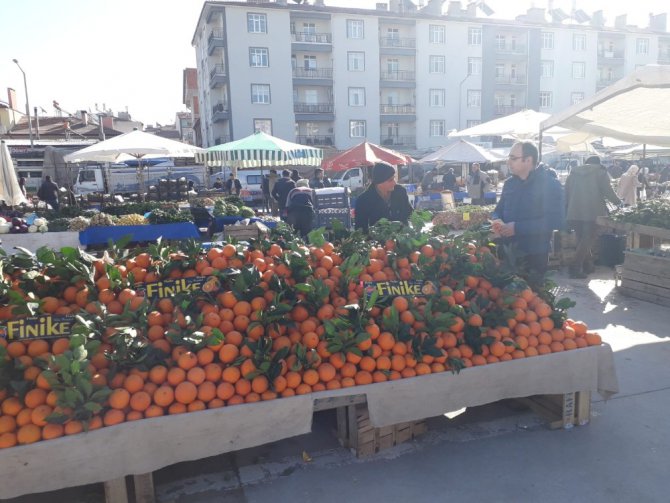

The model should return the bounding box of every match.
[442,168,458,192]
[212,177,223,190]
[290,169,301,183]
[37,175,60,212]
[565,156,621,278]
[355,162,413,233]
[225,174,242,196]
[271,169,296,218]
[466,162,492,205]
[617,165,640,206]
[492,141,565,283]
[286,179,315,238]
[310,168,332,189]
[18,176,27,197]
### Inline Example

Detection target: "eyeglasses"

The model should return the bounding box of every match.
[508,154,526,161]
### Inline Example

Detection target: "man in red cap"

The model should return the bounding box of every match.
[354,162,413,233]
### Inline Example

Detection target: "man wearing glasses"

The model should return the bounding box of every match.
[491,141,565,283]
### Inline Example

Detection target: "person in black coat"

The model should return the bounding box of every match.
[310,168,332,189]
[271,170,296,218]
[37,175,60,212]
[355,162,413,233]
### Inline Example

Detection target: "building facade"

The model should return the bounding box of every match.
[191,1,669,153]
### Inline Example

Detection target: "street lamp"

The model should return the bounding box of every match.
[457,74,471,131]
[12,59,34,148]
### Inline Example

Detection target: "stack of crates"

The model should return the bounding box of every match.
[313,187,351,229]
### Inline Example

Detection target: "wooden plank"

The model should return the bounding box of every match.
[562,392,576,429]
[621,278,670,300]
[620,287,670,307]
[313,394,366,411]
[576,391,591,426]
[336,407,348,447]
[621,269,670,290]
[103,478,128,503]
[623,252,670,273]
[347,405,358,450]
[132,473,155,503]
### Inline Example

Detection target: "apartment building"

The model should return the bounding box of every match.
[191,0,669,153]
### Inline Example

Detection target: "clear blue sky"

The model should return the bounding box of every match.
[1,0,666,127]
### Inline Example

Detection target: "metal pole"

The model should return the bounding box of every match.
[458,74,469,131]
[12,59,34,148]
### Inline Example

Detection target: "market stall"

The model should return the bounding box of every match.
[78,222,200,246]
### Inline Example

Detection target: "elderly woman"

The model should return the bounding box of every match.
[617,165,640,206]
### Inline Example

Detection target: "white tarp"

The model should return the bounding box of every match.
[541,65,670,146]
[450,109,570,140]
[0,140,29,206]
[419,139,502,164]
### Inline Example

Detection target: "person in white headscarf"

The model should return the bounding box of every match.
[617,164,640,206]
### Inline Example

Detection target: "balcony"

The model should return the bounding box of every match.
[597,78,619,89]
[211,102,230,122]
[597,50,625,64]
[495,74,527,85]
[494,106,525,116]
[658,50,670,64]
[208,29,225,55]
[495,45,527,57]
[381,135,415,147]
[209,64,227,88]
[292,31,332,52]
[296,135,334,146]
[380,70,415,82]
[292,67,333,79]
[380,104,416,114]
[379,37,416,49]
[294,102,334,113]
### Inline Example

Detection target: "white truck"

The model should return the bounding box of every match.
[73,161,207,195]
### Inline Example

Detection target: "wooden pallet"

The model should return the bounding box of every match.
[620,252,670,307]
[515,391,591,429]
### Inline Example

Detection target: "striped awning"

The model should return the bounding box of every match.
[195,131,323,168]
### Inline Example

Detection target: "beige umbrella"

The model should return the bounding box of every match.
[0,140,29,206]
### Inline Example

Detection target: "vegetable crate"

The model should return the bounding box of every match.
[313,188,350,210]
[220,222,269,242]
[620,251,670,307]
[316,208,352,229]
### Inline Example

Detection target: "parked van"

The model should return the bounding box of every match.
[211,169,264,204]
[329,167,365,191]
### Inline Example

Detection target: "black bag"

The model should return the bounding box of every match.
[597,233,626,267]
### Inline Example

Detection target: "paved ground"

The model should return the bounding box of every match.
[6,266,670,503]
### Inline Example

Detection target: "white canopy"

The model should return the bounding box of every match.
[541,65,670,146]
[0,141,29,206]
[63,130,205,163]
[449,109,557,140]
[418,140,501,164]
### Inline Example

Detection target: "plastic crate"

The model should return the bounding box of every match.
[316,208,352,229]
[314,187,350,210]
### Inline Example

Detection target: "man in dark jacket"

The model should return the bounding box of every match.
[310,168,332,189]
[492,142,565,281]
[225,174,242,196]
[271,170,296,218]
[37,175,60,212]
[355,162,413,233]
[286,179,315,238]
[565,156,621,278]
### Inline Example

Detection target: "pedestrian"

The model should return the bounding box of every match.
[290,169,301,183]
[355,162,413,233]
[261,174,271,213]
[225,173,242,196]
[271,169,296,218]
[421,168,438,193]
[286,179,315,238]
[616,165,639,206]
[18,176,27,197]
[466,162,492,205]
[212,177,223,190]
[637,166,651,201]
[310,168,332,189]
[442,168,457,192]
[565,156,621,278]
[267,169,279,216]
[491,141,565,284]
[37,175,60,212]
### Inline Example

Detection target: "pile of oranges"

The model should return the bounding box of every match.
[0,237,602,449]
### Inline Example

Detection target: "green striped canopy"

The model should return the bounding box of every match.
[195,131,323,168]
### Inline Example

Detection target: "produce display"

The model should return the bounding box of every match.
[213,196,255,218]
[115,214,148,226]
[0,217,48,234]
[0,217,602,449]
[432,205,495,230]
[610,198,670,229]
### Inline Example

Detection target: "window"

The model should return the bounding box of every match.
[539,91,552,108]
[468,57,481,76]
[467,120,481,128]
[495,34,506,50]
[429,89,445,107]
[573,34,586,51]
[468,27,482,45]
[253,118,272,134]
[303,23,316,34]
[541,32,554,49]
[637,38,649,55]
[572,62,585,79]
[540,60,554,78]
[249,47,269,67]
[495,64,505,79]
[304,89,318,104]
[571,92,584,105]
[429,55,445,73]
[346,19,364,39]
[387,28,399,39]
[429,25,445,44]
[247,13,267,33]
[251,84,270,104]
[347,52,365,71]
[385,123,399,137]
[387,58,399,73]
[430,120,445,137]
[303,55,317,70]
[467,90,481,108]
[348,87,365,106]
[350,120,366,138]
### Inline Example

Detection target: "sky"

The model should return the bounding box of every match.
[1,0,668,127]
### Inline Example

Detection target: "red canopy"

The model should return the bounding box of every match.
[321,141,414,171]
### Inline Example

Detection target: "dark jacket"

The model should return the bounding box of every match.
[272,177,296,210]
[310,176,332,189]
[493,166,565,256]
[37,179,59,202]
[286,187,314,213]
[442,171,457,191]
[225,178,242,195]
[565,164,620,222]
[355,184,413,232]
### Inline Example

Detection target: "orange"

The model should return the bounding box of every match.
[16,424,41,444]
[103,409,125,426]
[175,382,198,405]
[108,388,131,410]
[129,391,152,412]
[153,386,175,407]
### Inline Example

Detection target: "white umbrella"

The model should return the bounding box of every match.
[0,140,29,206]
[63,130,205,163]
[418,139,501,164]
[449,109,562,140]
